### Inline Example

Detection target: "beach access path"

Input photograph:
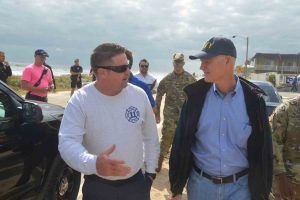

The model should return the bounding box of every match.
[47,91,188,200]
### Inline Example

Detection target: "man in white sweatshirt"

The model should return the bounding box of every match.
[58,43,160,200]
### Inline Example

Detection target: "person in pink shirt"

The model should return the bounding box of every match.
[21,49,53,102]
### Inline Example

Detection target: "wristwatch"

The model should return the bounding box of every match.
[145,172,156,181]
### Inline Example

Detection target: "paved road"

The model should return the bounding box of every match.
[279,91,299,101]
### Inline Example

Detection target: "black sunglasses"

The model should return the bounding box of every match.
[96,65,130,73]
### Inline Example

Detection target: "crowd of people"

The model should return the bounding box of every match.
[1,36,299,200]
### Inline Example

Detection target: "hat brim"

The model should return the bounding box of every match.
[35,54,49,57]
[189,52,217,60]
[173,61,185,67]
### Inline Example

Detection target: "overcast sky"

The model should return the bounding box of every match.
[1,0,300,73]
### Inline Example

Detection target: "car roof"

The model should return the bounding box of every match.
[249,79,273,87]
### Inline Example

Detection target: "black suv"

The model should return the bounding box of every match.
[0,81,81,200]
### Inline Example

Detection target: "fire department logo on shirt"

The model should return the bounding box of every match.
[125,106,140,123]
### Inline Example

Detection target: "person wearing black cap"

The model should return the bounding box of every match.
[169,37,272,200]
[21,49,54,102]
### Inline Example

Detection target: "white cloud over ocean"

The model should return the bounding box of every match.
[1,0,300,73]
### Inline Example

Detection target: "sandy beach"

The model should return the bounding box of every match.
[47,91,187,200]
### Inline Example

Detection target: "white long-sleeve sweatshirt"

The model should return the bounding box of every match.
[58,83,159,180]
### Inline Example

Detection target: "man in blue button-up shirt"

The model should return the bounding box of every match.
[192,78,251,178]
[169,37,272,200]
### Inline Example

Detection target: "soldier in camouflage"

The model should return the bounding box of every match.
[270,95,300,200]
[155,53,196,172]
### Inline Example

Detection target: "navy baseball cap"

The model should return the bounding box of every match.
[35,49,49,57]
[189,37,236,60]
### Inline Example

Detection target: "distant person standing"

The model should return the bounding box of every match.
[70,58,83,96]
[135,59,158,93]
[125,49,155,109]
[21,49,53,102]
[44,62,56,91]
[0,51,12,83]
[155,53,196,172]
[89,68,96,81]
[291,75,297,92]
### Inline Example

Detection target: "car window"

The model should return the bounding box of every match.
[0,102,4,118]
[0,91,13,118]
[257,85,280,103]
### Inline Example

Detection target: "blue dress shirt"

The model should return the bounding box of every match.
[192,77,252,176]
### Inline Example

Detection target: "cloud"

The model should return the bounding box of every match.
[1,0,300,73]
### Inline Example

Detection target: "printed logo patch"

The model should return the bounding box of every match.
[202,40,214,49]
[125,106,140,123]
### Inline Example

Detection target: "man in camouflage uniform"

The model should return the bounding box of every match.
[271,94,300,200]
[155,53,196,172]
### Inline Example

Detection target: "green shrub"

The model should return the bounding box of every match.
[6,74,93,95]
[55,74,92,91]
[267,74,276,86]
[6,76,23,94]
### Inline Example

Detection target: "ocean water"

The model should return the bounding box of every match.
[10,62,187,83]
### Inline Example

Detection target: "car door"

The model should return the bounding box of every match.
[0,90,28,199]
[0,90,46,200]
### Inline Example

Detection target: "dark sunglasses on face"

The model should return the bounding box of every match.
[95,65,130,73]
[140,65,148,68]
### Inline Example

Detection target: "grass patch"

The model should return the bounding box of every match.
[6,74,93,95]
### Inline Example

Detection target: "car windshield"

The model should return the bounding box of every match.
[256,84,281,103]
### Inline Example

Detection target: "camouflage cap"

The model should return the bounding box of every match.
[173,53,184,62]
[173,53,185,67]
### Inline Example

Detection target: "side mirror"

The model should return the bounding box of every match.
[22,102,43,123]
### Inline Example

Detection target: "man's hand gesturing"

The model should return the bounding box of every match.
[96,144,131,176]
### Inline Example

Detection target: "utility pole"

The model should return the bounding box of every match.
[245,37,249,76]
[232,35,249,78]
